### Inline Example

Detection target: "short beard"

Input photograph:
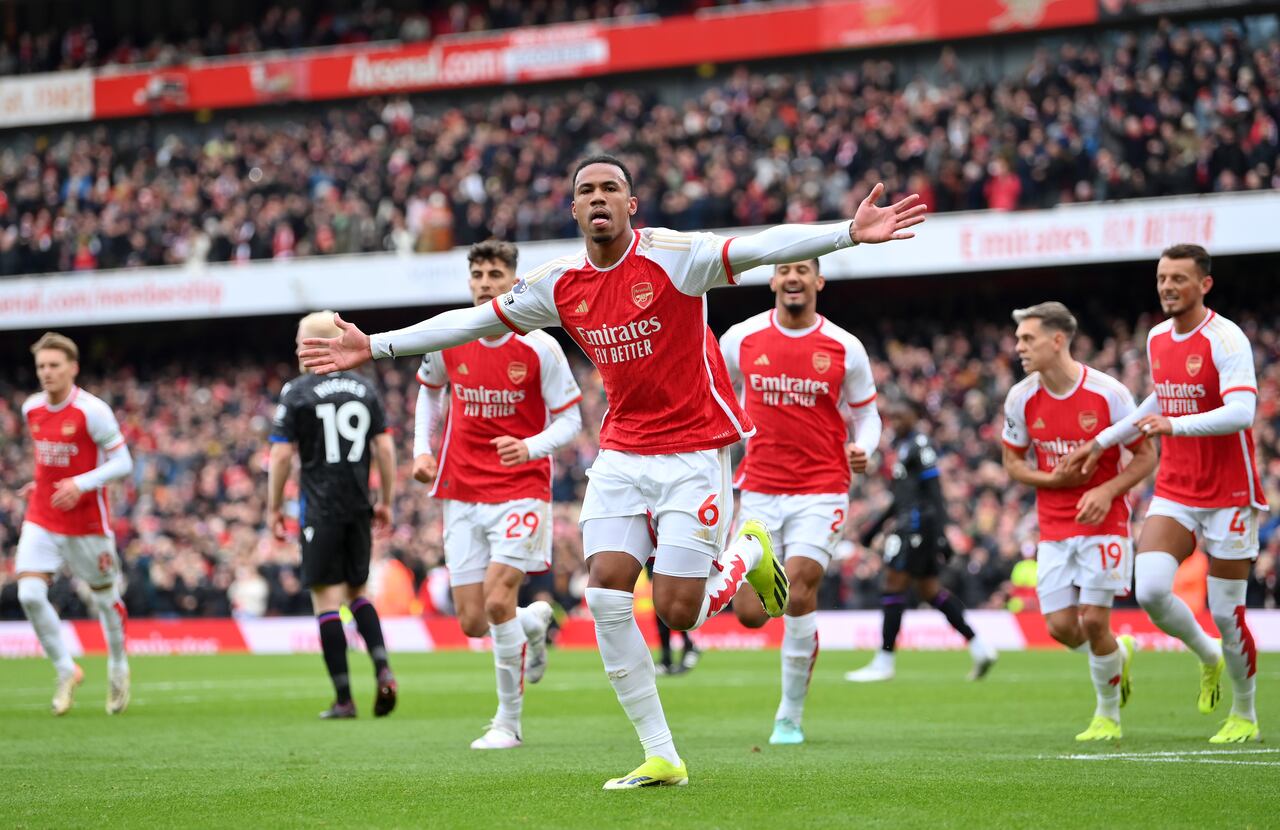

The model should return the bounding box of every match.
[782,298,808,314]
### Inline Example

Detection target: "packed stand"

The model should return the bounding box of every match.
[2,302,1278,620]
[0,1,754,76]
[1,15,1276,278]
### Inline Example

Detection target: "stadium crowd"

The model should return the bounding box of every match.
[2,303,1278,621]
[0,15,1277,277]
[1,1,752,76]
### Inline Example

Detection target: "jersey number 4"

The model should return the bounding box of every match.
[316,401,371,463]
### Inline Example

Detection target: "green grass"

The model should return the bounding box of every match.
[2,648,1278,829]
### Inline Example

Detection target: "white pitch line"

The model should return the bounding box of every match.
[1056,748,1279,766]
[1060,748,1278,759]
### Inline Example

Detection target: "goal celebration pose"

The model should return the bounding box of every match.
[300,154,925,787]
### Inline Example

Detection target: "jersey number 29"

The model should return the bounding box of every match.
[316,401,370,463]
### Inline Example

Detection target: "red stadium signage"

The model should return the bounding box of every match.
[75,0,1100,125]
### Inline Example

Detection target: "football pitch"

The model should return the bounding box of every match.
[3,649,1277,829]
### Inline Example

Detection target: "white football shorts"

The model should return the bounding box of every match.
[735,490,848,569]
[1036,534,1133,614]
[442,498,552,587]
[580,447,732,568]
[1145,497,1260,561]
[16,522,120,587]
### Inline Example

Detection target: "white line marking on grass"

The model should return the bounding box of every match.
[1055,748,1279,766]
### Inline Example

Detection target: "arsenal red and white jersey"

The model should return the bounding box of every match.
[418,330,581,503]
[490,227,753,455]
[721,310,876,495]
[1147,310,1264,509]
[1003,367,1139,541]
[23,386,126,536]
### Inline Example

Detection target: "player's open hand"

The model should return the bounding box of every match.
[1060,439,1101,478]
[268,507,288,541]
[846,442,870,474]
[1135,414,1173,438]
[1075,486,1112,525]
[412,453,438,484]
[299,314,372,374]
[851,182,928,244]
[373,503,393,537]
[492,436,531,467]
[50,479,82,511]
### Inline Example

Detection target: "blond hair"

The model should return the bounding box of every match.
[30,332,79,362]
[298,311,342,339]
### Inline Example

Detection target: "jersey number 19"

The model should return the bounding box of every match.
[316,401,370,463]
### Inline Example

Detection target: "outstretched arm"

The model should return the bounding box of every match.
[726,183,926,273]
[301,307,509,374]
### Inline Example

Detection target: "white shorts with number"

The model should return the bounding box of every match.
[1036,534,1133,614]
[16,522,120,586]
[1146,497,1260,561]
[580,447,731,564]
[736,491,848,569]
[442,498,552,587]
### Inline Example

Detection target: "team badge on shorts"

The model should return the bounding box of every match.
[1186,354,1203,376]
[812,352,831,373]
[1078,410,1098,432]
[507,361,528,384]
[631,282,654,309]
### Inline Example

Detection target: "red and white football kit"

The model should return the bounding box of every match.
[415,330,582,586]
[490,228,757,570]
[18,386,129,584]
[370,221,860,575]
[1003,366,1141,612]
[1142,311,1264,559]
[720,310,880,566]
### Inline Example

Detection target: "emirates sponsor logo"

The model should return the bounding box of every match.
[1078,410,1098,432]
[454,383,526,418]
[753,354,771,366]
[748,373,831,408]
[1156,379,1208,415]
[1032,437,1086,469]
[812,351,832,373]
[507,361,528,384]
[34,439,79,467]
[1186,354,1204,376]
[631,282,654,309]
[575,316,662,365]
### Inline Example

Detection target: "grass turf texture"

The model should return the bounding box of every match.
[2,649,1278,829]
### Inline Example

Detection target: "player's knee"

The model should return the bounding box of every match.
[736,604,769,629]
[460,613,489,639]
[1045,618,1080,647]
[657,606,699,632]
[786,583,818,616]
[1079,612,1109,642]
[17,576,49,609]
[1133,578,1170,613]
[483,594,516,625]
[585,586,634,627]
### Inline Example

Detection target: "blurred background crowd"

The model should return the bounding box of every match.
[0,14,1276,276]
